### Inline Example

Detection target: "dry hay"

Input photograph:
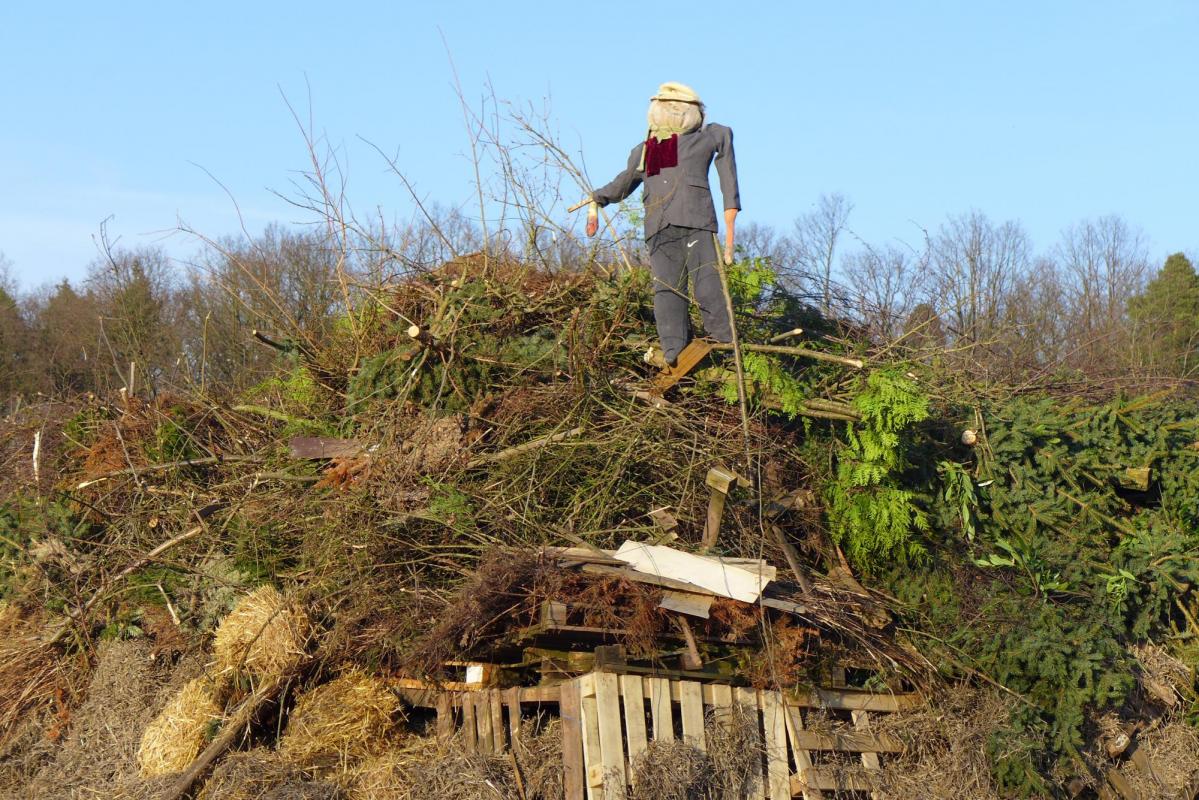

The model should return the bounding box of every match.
[630,705,763,800]
[213,585,312,680]
[196,748,341,800]
[18,640,204,800]
[137,674,227,777]
[278,669,401,773]
[869,683,1006,800]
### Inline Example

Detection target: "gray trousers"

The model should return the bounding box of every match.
[647,225,732,362]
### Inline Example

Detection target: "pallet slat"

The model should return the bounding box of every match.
[620,675,649,781]
[476,691,494,754]
[507,688,522,749]
[734,687,766,800]
[762,690,790,800]
[560,680,586,800]
[679,681,706,751]
[784,703,824,800]
[462,693,477,752]
[852,709,882,771]
[648,677,674,742]
[594,672,627,798]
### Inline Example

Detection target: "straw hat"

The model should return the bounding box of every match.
[651,81,702,105]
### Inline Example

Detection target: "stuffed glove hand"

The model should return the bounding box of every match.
[585,201,599,237]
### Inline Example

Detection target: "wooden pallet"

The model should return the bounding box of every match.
[433,672,919,799]
[563,672,916,800]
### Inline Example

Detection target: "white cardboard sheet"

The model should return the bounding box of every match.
[614,540,770,603]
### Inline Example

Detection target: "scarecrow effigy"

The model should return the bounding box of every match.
[583,82,741,367]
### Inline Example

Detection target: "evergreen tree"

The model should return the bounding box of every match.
[1129,252,1199,375]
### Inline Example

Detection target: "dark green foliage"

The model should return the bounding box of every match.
[1129,252,1199,375]
[882,392,1199,794]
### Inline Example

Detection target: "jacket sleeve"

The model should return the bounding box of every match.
[711,124,741,211]
[591,142,645,207]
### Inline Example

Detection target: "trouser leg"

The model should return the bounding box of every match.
[686,230,732,342]
[648,227,692,363]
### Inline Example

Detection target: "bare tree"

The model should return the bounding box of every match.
[1055,215,1148,369]
[790,193,853,313]
[930,211,1030,351]
[842,242,931,342]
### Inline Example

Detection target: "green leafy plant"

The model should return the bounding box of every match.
[826,368,930,567]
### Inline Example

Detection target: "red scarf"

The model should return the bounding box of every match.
[644,134,679,177]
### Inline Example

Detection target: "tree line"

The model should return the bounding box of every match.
[1,201,1196,406]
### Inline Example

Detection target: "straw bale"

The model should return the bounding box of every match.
[196,748,341,800]
[278,670,401,772]
[213,585,312,680]
[137,675,225,777]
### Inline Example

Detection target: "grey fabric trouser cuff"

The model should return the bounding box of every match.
[647,225,732,362]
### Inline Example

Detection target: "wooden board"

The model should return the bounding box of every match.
[489,689,505,752]
[761,690,791,800]
[852,709,882,771]
[476,691,494,754]
[734,687,766,800]
[579,675,603,799]
[594,672,627,798]
[659,589,714,618]
[652,338,713,392]
[559,680,586,800]
[620,675,649,780]
[435,692,453,740]
[679,680,706,751]
[793,768,876,793]
[648,677,674,742]
[784,703,824,800]
[507,688,522,749]
[462,692,477,752]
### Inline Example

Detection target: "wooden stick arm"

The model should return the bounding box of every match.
[567,198,597,214]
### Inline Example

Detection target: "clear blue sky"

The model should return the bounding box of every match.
[1,1,1196,288]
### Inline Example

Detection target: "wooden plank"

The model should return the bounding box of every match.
[783,703,824,800]
[759,596,811,615]
[462,692,477,752]
[559,680,586,800]
[789,728,901,754]
[435,692,453,740]
[786,686,922,713]
[579,675,602,799]
[792,768,876,793]
[851,709,881,771]
[679,680,706,751]
[620,675,649,779]
[652,338,713,391]
[761,690,790,800]
[594,672,627,798]
[734,687,765,800]
[648,677,674,743]
[288,435,364,459]
[489,689,505,752]
[476,692,494,754]
[612,541,770,602]
[507,688,522,751]
[1105,769,1141,800]
[659,589,714,618]
[709,683,733,734]
[581,563,718,596]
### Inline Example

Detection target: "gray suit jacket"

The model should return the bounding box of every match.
[592,123,740,240]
